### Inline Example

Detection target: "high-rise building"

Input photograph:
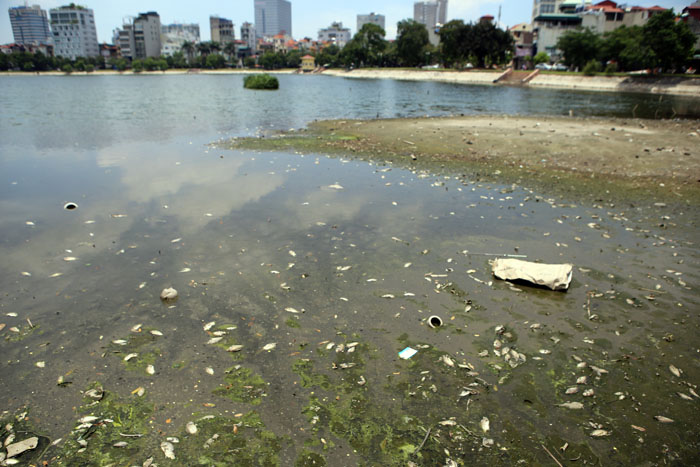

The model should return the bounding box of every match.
[318,22,351,47]
[49,5,99,59]
[254,0,292,38]
[9,5,52,45]
[161,23,200,56]
[116,12,162,60]
[414,0,447,46]
[241,22,256,52]
[210,16,234,43]
[357,13,385,32]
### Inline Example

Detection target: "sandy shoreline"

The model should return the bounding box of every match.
[3,67,699,96]
[224,115,700,203]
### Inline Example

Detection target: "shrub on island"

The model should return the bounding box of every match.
[244,74,279,90]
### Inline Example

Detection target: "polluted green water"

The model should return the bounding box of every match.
[1,75,699,465]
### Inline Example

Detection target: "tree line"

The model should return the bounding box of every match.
[556,10,696,73]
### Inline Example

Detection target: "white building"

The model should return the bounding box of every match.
[116,12,162,60]
[254,0,292,38]
[357,13,385,32]
[414,0,447,46]
[318,22,351,47]
[49,5,99,59]
[241,22,256,52]
[161,23,200,57]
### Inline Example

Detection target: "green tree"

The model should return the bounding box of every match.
[396,19,430,67]
[470,21,513,68]
[316,44,340,67]
[439,20,472,68]
[197,41,212,58]
[181,41,196,65]
[61,63,73,73]
[258,51,284,70]
[556,28,601,70]
[243,56,256,68]
[0,53,9,71]
[132,59,143,73]
[533,51,550,65]
[205,53,226,69]
[642,9,695,71]
[285,49,302,68]
[599,26,653,71]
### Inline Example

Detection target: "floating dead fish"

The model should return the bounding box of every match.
[631,425,646,432]
[150,330,163,336]
[404,262,412,268]
[20,272,31,277]
[590,366,608,376]
[132,387,145,397]
[381,294,395,299]
[226,345,243,352]
[678,392,693,401]
[336,265,352,271]
[131,324,142,332]
[205,367,215,375]
[85,387,104,400]
[160,441,175,459]
[590,429,610,437]
[207,337,224,345]
[49,273,63,278]
[565,387,579,395]
[654,415,674,423]
[203,321,216,331]
[146,365,155,375]
[439,420,457,426]
[576,376,588,385]
[160,288,178,302]
[35,361,45,368]
[289,250,296,257]
[179,268,191,273]
[583,389,595,397]
[558,402,584,410]
[113,441,128,448]
[79,415,99,424]
[63,256,78,262]
[138,282,147,289]
[669,365,682,378]
[285,307,300,314]
[112,339,128,346]
[327,183,344,190]
[5,437,39,458]
[480,417,490,433]
[171,238,182,243]
[262,343,277,351]
[440,354,455,367]
[124,353,138,362]
[492,258,573,291]
[186,422,197,434]
[26,221,35,226]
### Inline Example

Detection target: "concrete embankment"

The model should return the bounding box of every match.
[322,68,700,97]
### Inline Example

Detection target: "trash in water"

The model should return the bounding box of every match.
[398,347,418,359]
[63,202,78,211]
[6,436,39,458]
[491,258,573,291]
[160,287,178,302]
[428,316,443,328]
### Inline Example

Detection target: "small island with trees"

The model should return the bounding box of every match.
[243,74,279,90]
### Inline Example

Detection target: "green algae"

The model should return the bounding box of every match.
[294,448,327,466]
[213,365,267,405]
[107,327,163,374]
[286,317,301,328]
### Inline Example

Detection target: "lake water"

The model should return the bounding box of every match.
[1,75,699,465]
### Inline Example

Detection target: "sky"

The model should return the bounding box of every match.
[0,0,694,45]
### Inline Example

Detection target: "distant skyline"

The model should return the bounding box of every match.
[0,0,694,45]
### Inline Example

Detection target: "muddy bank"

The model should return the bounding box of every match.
[322,69,700,97]
[221,115,700,204]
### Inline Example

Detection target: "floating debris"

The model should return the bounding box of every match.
[63,202,78,210]
[285,307,300,314]
[492,258,573,291]
[160,441,175,459]
[160,287,178,302]
[654,415,674,423]
[146,365,155,375]
[428,316,443,328]
[124,353,138,362]
[669,365,682,378]
[398,347,418,359]
[480,417,490,433]
[186,422,197,434]
[205,367,215,375]
[5,437,39,458]
[262,343,277,351]
[558,402,584,410]
[590,429,610,437]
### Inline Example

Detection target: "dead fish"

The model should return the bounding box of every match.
[327,183,344,190]
[439,420,457,426]
[262,343,277,351]
[207,337,223,345]
[631,425,646,432]
[112,339,128,345]
[590,365,608,376]
[113,441,128,447]
[205,367,214,375]
[160,287,178,301]
[160,441,175,459]
[150,330,163,336]
[20,272,31,277]
[558,402,584,410]
[85,387,104,400]
[171,238,182,243]
[480,417,490,433]
[381,294,395,299]
[337,265,352,271]
[63,256,78,262]
[440,355,455,367]
[654,415,674,423]
[669,365,682,378]
[590,429,610,437]
[284,307,300,314]
[49,273,63,278]
[289,250,296,257]
[124,353,138,362]
[226,345,243,352]
[131,324,142,332]
[689,388,699,399]
[583,389,595,397]
[146,365,155,375]
[576,376,588,385]
[79,415,99,423]
[26,221,35,226]
[35,361,45,368]
[179,268,191,273]
[565,387,579,395]
[186,422,197,434]
[678,392,693,401]
[203,321,216,331]
[404,262,412,268]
